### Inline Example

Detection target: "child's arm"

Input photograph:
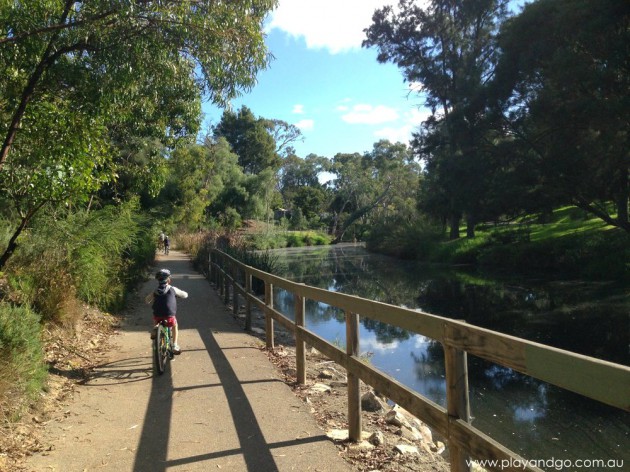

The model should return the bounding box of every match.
[172,286,188,299]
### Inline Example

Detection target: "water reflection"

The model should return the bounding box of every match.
[269,245,630,464]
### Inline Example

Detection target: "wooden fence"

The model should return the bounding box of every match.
[208,249,630,472]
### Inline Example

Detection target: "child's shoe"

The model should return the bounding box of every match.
[150,328,157,339]
[173,344,181,354]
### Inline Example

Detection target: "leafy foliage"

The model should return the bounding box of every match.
[9,200,153,315]
[0,302,46,419]
[492,0,630,231]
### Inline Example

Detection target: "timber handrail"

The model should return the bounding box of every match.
[208,249,630,472]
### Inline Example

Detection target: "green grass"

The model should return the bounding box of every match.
[0,302,47,421]
[370,206,628,280]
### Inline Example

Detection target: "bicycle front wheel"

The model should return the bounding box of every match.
[155,324,168,375]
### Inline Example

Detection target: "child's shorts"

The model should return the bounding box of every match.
[153,316,177,327]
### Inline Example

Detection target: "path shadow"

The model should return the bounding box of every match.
[131,253,332,471]
[79,357,153,386]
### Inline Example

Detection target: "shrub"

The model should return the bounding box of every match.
[0,302,46,420]
[366,218,443,260]
[8,200,153,322]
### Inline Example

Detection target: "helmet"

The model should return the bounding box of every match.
[155,268,171,282]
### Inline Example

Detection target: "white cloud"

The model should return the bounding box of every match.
[405,107,431,126]
[294,119,314,131]
[292,104,305,114]
[336,105,349,112]
[373,107,431,143]
[341,104,398,124]
[268,1,394,54]
[374,125,413,143]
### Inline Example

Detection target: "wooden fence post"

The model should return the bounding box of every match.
[444,341,471,472]
[232,265,238,315]
[224,259,230,305]
[218,254,224,297]
[245,273,252,331]
[295,293,306,385]
[346,311,362,442]
[264,281,275,349]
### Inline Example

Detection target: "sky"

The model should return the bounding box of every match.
[201,1,431,159]
[201,1,526,160]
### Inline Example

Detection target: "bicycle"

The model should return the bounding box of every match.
[153,320,174,375]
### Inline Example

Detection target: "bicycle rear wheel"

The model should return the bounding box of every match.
[155,324,169,374]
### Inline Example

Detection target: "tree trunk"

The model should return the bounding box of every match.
[449,214,460,240]
[0,0,74,170]
[616,166,629,227]
[0,216,30,270]
[466,214,475,239]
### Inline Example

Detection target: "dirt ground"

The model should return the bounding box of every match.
[229,303,452,472]
[0,306,121,472]
[1,290,451,472]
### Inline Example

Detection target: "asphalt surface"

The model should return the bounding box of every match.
[25,251,352,472]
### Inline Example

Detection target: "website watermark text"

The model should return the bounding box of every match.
[467,458,624,471]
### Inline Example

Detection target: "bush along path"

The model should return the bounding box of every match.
[23,250,352,472]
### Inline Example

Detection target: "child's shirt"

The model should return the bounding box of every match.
[145,284,188,316]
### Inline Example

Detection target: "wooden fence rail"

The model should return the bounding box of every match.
[209,249,630,472]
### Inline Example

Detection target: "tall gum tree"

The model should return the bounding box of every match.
[492,0,630,232]
[364,0,509,239]
[0,0,277,268]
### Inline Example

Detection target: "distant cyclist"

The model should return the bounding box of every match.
[145,268,188,354]
[163,235,170,254]
[158,231,166,251]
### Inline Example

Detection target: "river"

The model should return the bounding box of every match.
[265,244,629,469]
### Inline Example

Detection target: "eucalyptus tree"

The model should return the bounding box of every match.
[364,0,510,239]
[280,153,331,225]
[0,0,276,268]
[162,138,244,230]
[213,106,281,174]
[330,141,418,242]
[492,0,630,232]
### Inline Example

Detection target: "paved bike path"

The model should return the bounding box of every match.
[26,251,352,472]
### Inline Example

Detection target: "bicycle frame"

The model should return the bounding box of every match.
[154,320,173,375]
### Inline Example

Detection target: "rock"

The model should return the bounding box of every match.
[361,391,386,412]
[347,440,375,452]
[318,369,334,379]
[309,383,332,394]
[397,425,423,442]
[330,380,348,388]
[418,424,433,444]
[368,431,386,446]
[394,444,419,455]
[385,409,411,428]
[309,347,323,357]
[433,441,446,454]
[250,327,265,335]
[326,429,349,441]
[326,429,372,442]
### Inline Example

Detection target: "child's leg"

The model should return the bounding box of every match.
[172,320,178,345]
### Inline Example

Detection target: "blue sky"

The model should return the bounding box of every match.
[202,1,525,159]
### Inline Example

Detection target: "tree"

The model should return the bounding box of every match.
[213,106,281,174]
[163,138,243,230]
[280,153,331,223]
[364,0,510,239]
[492,0,630,232]
[0,0,276,267]
[265,119,304,158]
[0,0,276,168]
[329,141,419,242]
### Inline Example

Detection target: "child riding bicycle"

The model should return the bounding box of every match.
[145,268,188,354]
